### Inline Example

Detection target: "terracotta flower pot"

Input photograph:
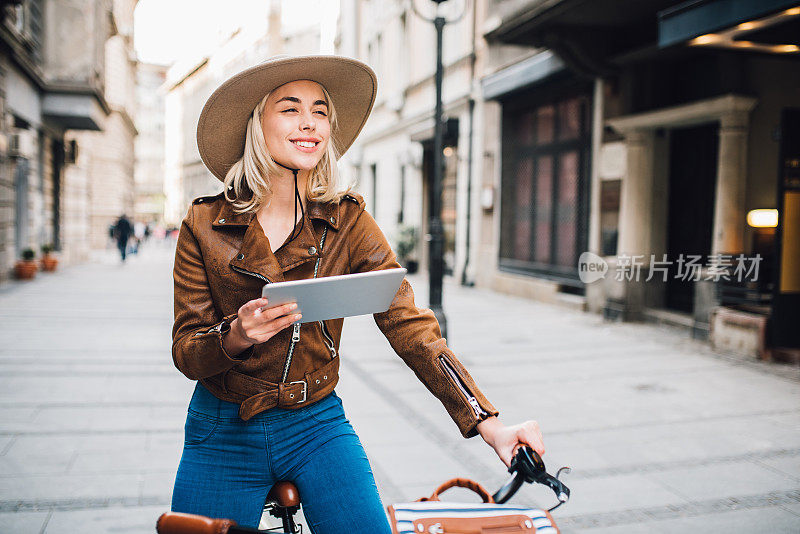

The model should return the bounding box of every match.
[14,260,37,280]
[41,254,58,272]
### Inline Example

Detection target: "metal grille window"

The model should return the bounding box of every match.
[11,0,43,61]
[499,87,592,286]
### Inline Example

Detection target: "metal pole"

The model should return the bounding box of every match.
[429,15,447,338]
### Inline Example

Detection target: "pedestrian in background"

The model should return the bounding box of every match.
[112,213,133,262]
[134,220,146,254]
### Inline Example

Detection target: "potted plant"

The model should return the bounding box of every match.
[395,224,419,274]
[40,244,58,271]
[14,248,37,280]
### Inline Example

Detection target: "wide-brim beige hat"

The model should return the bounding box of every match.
[197,55,377,181]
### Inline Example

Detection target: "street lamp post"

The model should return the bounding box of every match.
[430,13,446,337]
[412,0,466,340]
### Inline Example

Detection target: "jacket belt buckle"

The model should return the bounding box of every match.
[289,380,307,404]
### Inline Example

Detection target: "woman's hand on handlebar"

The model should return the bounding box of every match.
[476,416,545,468]
[230,297,302,347]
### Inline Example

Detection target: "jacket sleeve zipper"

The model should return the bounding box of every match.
[438,354,488,419]
[319,321,337,358]
[194,322,224,337]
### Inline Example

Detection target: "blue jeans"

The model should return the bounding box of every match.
[171,382,392,533]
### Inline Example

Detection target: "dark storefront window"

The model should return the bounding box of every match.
[500,85,592,286]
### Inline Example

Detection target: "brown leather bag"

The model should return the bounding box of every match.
[386,478,560,534]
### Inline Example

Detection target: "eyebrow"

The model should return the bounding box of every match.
[275,96,328,108]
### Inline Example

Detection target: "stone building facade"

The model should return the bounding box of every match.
[338,0,800,354]
[0,0,114,279]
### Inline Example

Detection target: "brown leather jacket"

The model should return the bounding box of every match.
[172,191,498,438]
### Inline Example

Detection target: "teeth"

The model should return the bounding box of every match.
[293,141,316,148]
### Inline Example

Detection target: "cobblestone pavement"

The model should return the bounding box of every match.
[0,243,798,533]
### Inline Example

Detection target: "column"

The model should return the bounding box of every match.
[614,129,655,320]
[711,112,749,255]
[586,79,606,313]
[618,129,655,257]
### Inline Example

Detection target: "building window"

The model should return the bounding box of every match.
[499,86,592,285]
[12,0,43,58]
[600,179,620,257]
[368,32,382,81]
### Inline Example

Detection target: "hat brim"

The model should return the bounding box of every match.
[197,55,377,181]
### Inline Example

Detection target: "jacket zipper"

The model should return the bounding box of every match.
[230,263,301,382]
[438,354,488,419]
[230,261,302,382]
[225,243,335,372]
[280,323,301,382]
[229,262,308,382]
[230,265,270,284]
[194,266,271,337]
[280,226,328,383]
[316,228,335,358]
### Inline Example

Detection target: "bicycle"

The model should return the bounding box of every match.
[156,447,571,534]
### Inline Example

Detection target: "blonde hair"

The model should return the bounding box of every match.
[223,84,348,213]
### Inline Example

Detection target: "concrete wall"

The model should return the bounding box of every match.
[61,130,92,266]
[84,110,136,248]
[43,0,108,91]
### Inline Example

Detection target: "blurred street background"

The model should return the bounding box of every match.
[0,245,798,533]
[2,0,800,532]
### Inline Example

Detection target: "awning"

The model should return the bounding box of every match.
[42,90,108,131]
[481,51,565,100]
[484,0,682,76]
[658,0,800,51]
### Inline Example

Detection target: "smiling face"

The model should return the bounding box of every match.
[260,79,331,172]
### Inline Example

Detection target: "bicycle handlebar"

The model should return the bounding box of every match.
[492,446,571,512]
[157,447,572,534]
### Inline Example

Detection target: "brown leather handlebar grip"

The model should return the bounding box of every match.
[156,512,237,534]
[421,477,495,503]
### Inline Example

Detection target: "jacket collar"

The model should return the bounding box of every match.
[306,199,341,230]
[215,198,335,283]
[211,197,340,230]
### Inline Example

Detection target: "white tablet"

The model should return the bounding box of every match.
[260,268,407,323]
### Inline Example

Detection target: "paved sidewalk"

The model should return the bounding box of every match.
[0,243,798,533]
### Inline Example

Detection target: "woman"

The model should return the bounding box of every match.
[170,55,544,532]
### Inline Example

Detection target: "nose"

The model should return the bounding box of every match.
[299,110,316,132]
